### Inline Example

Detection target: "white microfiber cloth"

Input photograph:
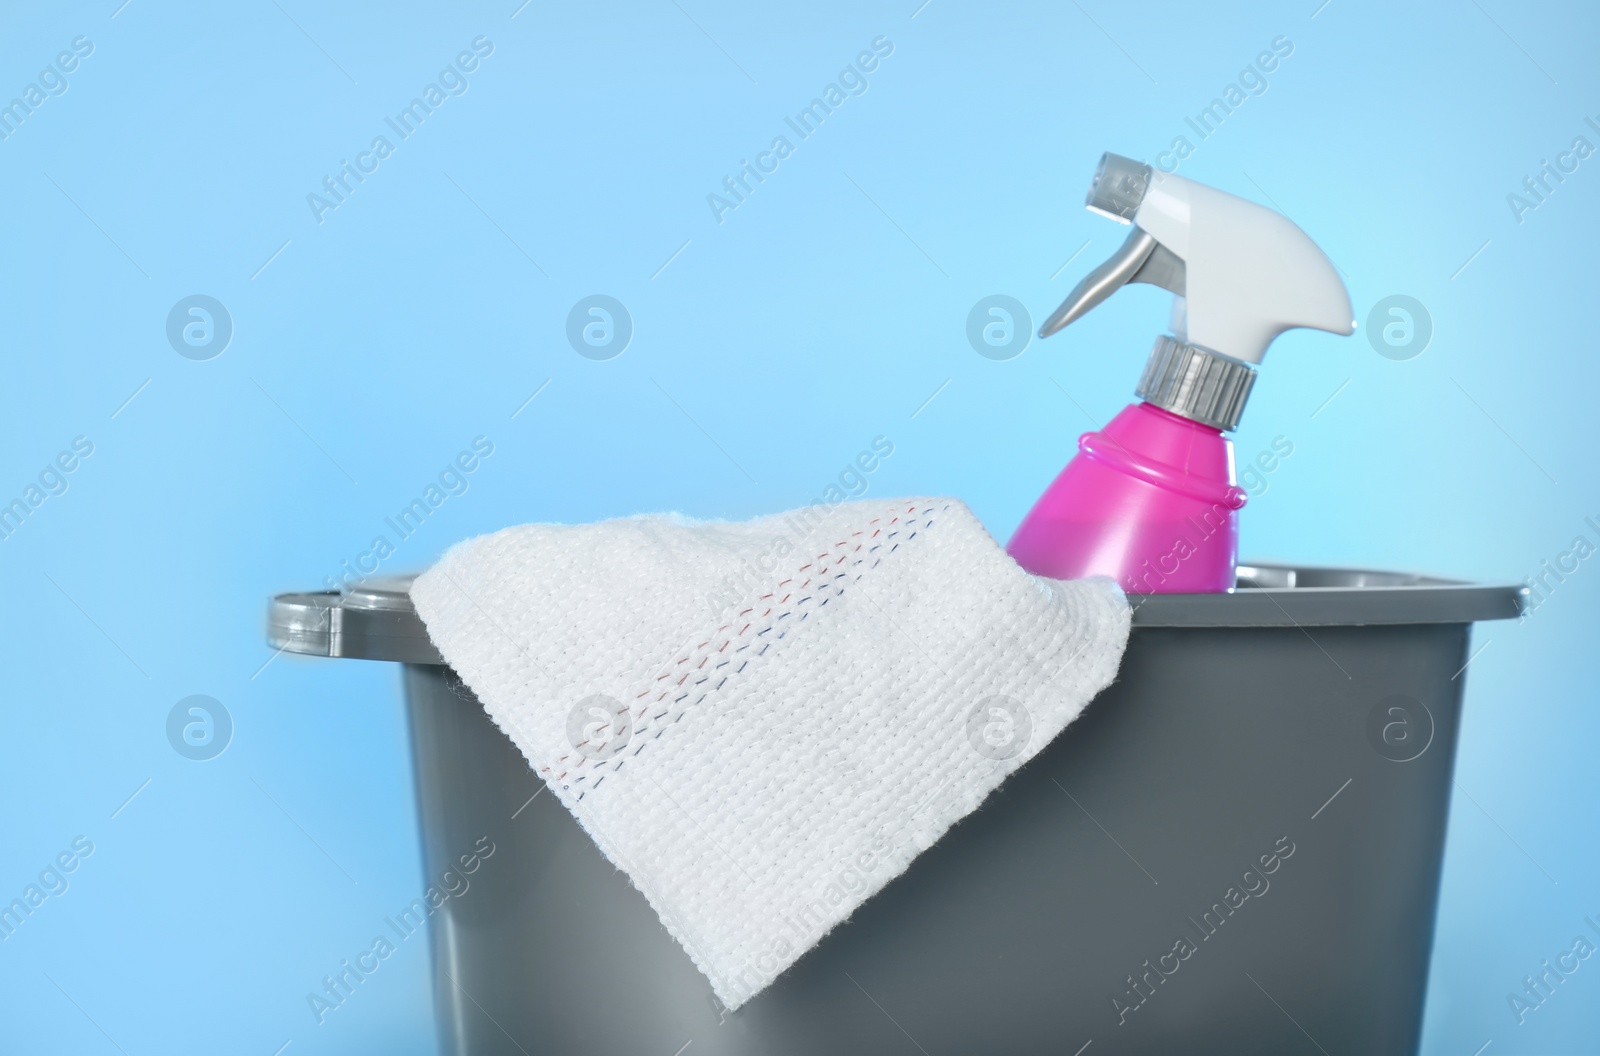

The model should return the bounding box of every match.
[409,497,1130,1008]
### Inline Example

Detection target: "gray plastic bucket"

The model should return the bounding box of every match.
[269,564,1523,1056]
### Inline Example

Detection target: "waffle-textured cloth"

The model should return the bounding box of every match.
[409,497,1131,1009]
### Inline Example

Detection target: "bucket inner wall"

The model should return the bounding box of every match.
[400,620,1471,1056]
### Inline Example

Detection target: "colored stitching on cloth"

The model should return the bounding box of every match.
[548,502,950,794]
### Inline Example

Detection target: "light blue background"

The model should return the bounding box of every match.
[2,0,1595,1052]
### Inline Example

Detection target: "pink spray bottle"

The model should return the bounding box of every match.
[1008,153,1356,593]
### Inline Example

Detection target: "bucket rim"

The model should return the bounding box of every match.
[266,563,1527,663]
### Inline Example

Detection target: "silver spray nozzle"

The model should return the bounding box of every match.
[1041,153,1184,338]
[1085,153,1153,223]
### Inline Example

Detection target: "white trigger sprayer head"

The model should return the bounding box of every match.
[1041,153,1355,367]
[1037,153,1356,432]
